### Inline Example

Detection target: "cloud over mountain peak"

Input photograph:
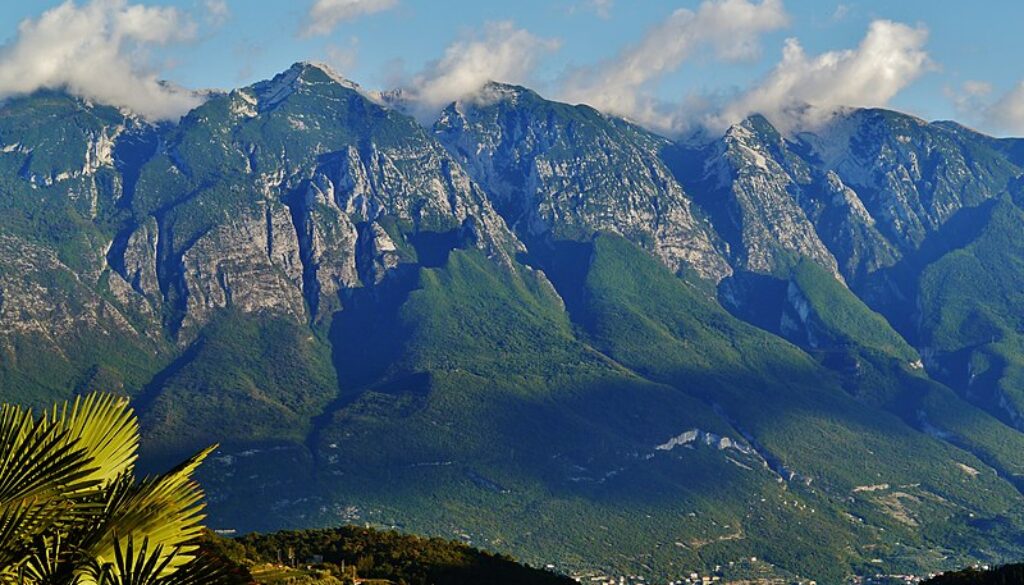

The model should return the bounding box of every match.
[0,0,203,121]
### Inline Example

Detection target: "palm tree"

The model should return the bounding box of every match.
[0,393,245,584]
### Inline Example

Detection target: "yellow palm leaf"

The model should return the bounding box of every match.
[50,394,140,487]
[0,403,98,504]
[83,446,217,579]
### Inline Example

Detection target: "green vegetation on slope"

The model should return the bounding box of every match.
[8,76,1024,584]
[787,258,917,361]
[206,526,575,585]
[917,199,1024,354]
[541,233,1024,579]
[139,310,338,458]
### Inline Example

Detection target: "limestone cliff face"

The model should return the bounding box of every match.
[2,75,1020,348]
[791,109,1018,287]
[294,174,360,312]
[434,83,731,281]
[2,66,1023,408]
[797,170,898,282]
[676,110,1019,288]
[0,64,527,356]
[120,217,161,302]
[0,94,166,372]
[111,63,522,335]
[0,236,131,342]
[296,133,519,293]
[694,117,842,280]
[179,201,307,332]
[799,110,1017,250]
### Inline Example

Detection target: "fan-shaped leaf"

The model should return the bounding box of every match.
[0,403,99,507]
[19,532,78,584]
[0,393,223,585]
[83,446,217,578]
[51,395,140,487]
[91,536,177,585]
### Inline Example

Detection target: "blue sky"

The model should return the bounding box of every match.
[1,0,1022,135]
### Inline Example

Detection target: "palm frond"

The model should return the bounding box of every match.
[18,532,78,584]
[93,536,177,585]
[0,566,24,585]
[157,552,250,585]
[0,393,223,585]
[83,446,217,577]
[50,395,139,487]
[0,403,99,505]
[0,496,75,567]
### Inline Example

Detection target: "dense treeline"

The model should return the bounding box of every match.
[924,564,1024,585]
[205,526,575,585]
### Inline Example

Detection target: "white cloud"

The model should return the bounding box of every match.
[301,0,397,38]
[945,80,992,118]
[962,80,994,97]
[203,0,230,27]
[972,82,1024,136]
[559,0,788,134]
[403,21,560,120]
[709,19,931,132]
[0,0,202,121]
[944,78,1024,136]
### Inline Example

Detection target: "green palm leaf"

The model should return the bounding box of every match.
[96,536,177,585]
[82,446,217,579]
[0,496,74,568]
[157,553,246,585]
[0,403,99,504]
[0,499,38,578]
[18,532,78,584]
[0,402,104,575]
[0,393,229,584]
[50,394,140,487]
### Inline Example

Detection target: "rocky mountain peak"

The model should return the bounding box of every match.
[245,61,370,113]
[437,82,543,129]
[435,82,732,280]
[471,81,540,106]
[295,61,362,87]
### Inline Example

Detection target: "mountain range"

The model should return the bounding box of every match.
[4,62,1024,582]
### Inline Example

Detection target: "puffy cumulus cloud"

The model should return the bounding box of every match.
[0,0,202,121]
[403,21,560,120]
[559,0,788,134]
[710,20,931,132]
[301,0,397,38]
